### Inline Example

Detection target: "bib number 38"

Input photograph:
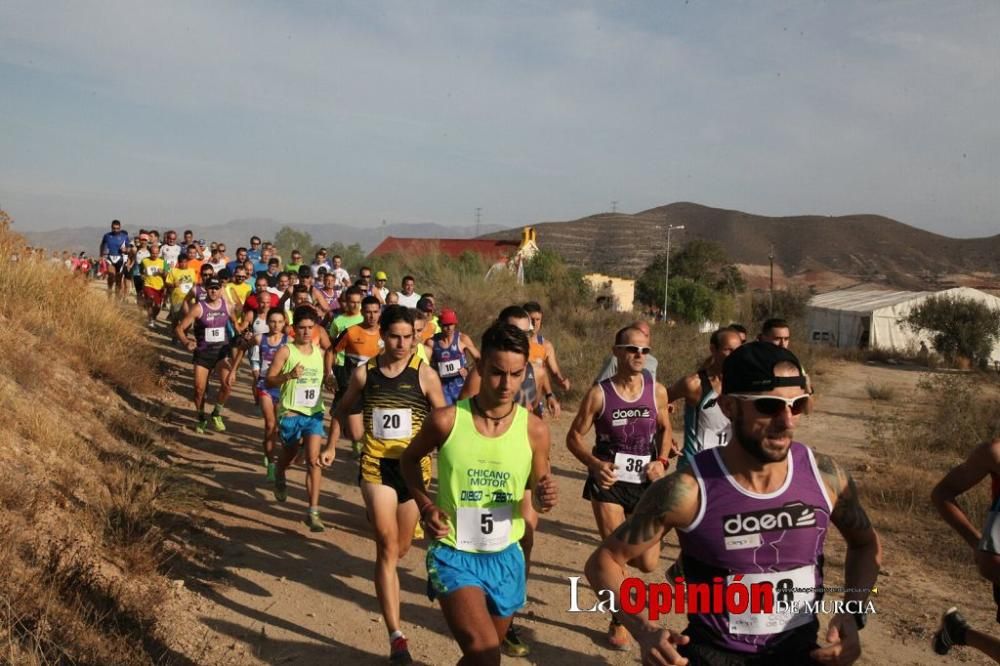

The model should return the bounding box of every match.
[614,452,651,484]
[456,505,512,552]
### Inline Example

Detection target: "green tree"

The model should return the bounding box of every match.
[905,294,1000,367]
[636,241,745,318]
[523,249,589,298]
[668,277,718,323]
[670,239,746,294]
[273,226,317,265]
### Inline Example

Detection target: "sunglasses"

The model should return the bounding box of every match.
[729,394,810,416]
[614,344,651,355]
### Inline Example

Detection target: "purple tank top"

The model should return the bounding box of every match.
[676,442,832,653]
[196,300,230,350]
[255,334,287,391]
[593,370,658,462]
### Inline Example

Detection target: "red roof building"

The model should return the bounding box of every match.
[369,236,521,262]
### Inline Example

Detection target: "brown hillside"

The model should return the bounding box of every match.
[483,202,1000,287]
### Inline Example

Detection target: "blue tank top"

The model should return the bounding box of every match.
[677,442,832,654]
[431,331,466,381]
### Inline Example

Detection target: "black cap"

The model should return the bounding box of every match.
[297,265,312,278]
[205,277,222,289]
[722,341,806,394]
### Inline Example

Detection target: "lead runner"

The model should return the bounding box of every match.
[585,342,881,665]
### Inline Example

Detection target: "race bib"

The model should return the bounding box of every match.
[373,407,413,440]
[204,326,225,343]
[108,255,122,263]
[179,282,193,294]
[456,505,512,552]
[726,564,817,635]
[614,452,651,484]
[438,359,462,377]
[145,265,160,276]
[294,385,320,409]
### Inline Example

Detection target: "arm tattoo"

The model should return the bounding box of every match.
[817,452,873,532]
[611,473,692,545]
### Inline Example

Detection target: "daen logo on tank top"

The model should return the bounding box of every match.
[722,501,818,551]
[611,406,651,426]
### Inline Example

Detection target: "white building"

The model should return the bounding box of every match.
[806,286,1000,361]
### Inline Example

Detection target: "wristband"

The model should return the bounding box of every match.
[545,392,555,399]
[657,457,669,468]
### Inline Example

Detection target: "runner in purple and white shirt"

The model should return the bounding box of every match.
[585,342,882,665]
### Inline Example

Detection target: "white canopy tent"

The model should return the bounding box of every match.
[806,286,1000,362]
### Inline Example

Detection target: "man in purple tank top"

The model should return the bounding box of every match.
[586,342,882,665]
[568,325,674,649]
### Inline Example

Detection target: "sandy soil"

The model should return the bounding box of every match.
[150,331,996,665]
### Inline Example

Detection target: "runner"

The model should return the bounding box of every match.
[319,305,445,664]
[266,305,329,532]
[523,301,571,394]
[99,219,130,299]
[595,320,659,383]
[374,271,390,303]
[226,247,249,276]
[931,438,1000,659]
[132,233,151,306]
[161,230,182,270]
[670,327,741,463]
[317,271,342,327]
[426,308,480,406]
[567,324,673,649]
[232,275,281,399]
[327,287,365,410]
[247,235,263,263]
[140,243,167,328]
[253,309,288,483]
[175,277,242,434]
[327,295,384,456]
[396,275,420,308]
[285,250,304,275]
[757,318,791,348]
[330,254,351,289]
[585,341,882,664]
[184,243,203,278]
[400,321,558,665]
[164,251,197,330]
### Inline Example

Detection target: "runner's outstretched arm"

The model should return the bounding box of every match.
[811,453,882,666]
[400,407,456,538]
[417,363,447,409]
[932,440,1000,550]
[584,471,699,664]
[566,385,611,488]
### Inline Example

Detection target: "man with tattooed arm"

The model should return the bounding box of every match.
[585,342,882,665]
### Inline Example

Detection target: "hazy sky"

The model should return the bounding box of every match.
[2,1,998,236]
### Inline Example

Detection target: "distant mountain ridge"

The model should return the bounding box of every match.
[481,202,1000,289]
[19,219,510,254]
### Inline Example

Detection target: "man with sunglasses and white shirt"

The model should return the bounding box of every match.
[586,342,882,665]
[670,327,741,465]
[568,325,674,650]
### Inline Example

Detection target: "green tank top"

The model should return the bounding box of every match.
[437,399,533,552]
[278,343,325,416]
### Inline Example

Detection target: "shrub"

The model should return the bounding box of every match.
[864,382,895,401]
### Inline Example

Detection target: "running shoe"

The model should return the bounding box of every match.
[212,415,226,432]
[265,461,276,483]
[273,477,287,502]
[304,511,325,533]
[501,623,530,658]
[195,418,208,434]
[932,607,969,655]
[147,321,155,329]
[389,636,413,665]
[607,620,630,651]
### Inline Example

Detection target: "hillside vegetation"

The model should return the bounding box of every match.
[0,218,198,665]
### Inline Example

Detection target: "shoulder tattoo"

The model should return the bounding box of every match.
[611,472,693,545]
[816,452,872,532]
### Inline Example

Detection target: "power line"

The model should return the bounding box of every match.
[475,207,482,237]
[611,200,618,213]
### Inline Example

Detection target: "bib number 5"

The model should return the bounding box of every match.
[456,505,512,552]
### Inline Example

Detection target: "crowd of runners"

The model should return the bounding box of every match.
[89,218,1000,664]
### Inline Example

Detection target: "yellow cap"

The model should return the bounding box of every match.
[375,271,388,280]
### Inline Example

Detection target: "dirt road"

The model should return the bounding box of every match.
[152,332,994,665]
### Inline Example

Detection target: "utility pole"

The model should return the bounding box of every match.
[768,243,775,316]
[611,200,618,213]
[663,224,685,323]
[475,207,482,237]
[382,219,387,242]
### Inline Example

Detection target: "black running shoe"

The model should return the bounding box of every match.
[932,607,969,655]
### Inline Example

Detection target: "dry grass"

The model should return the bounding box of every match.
[864,381,896,401]
[0,220,198,664]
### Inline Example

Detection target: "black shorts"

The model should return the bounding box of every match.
[358,453,430,504]
[132,275,144,293]
[193,345,230,370]
[582,477,649,514]
[108,257,126,274]
[678,619,819,665]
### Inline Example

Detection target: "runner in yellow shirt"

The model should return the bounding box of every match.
[140,243,167,329]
